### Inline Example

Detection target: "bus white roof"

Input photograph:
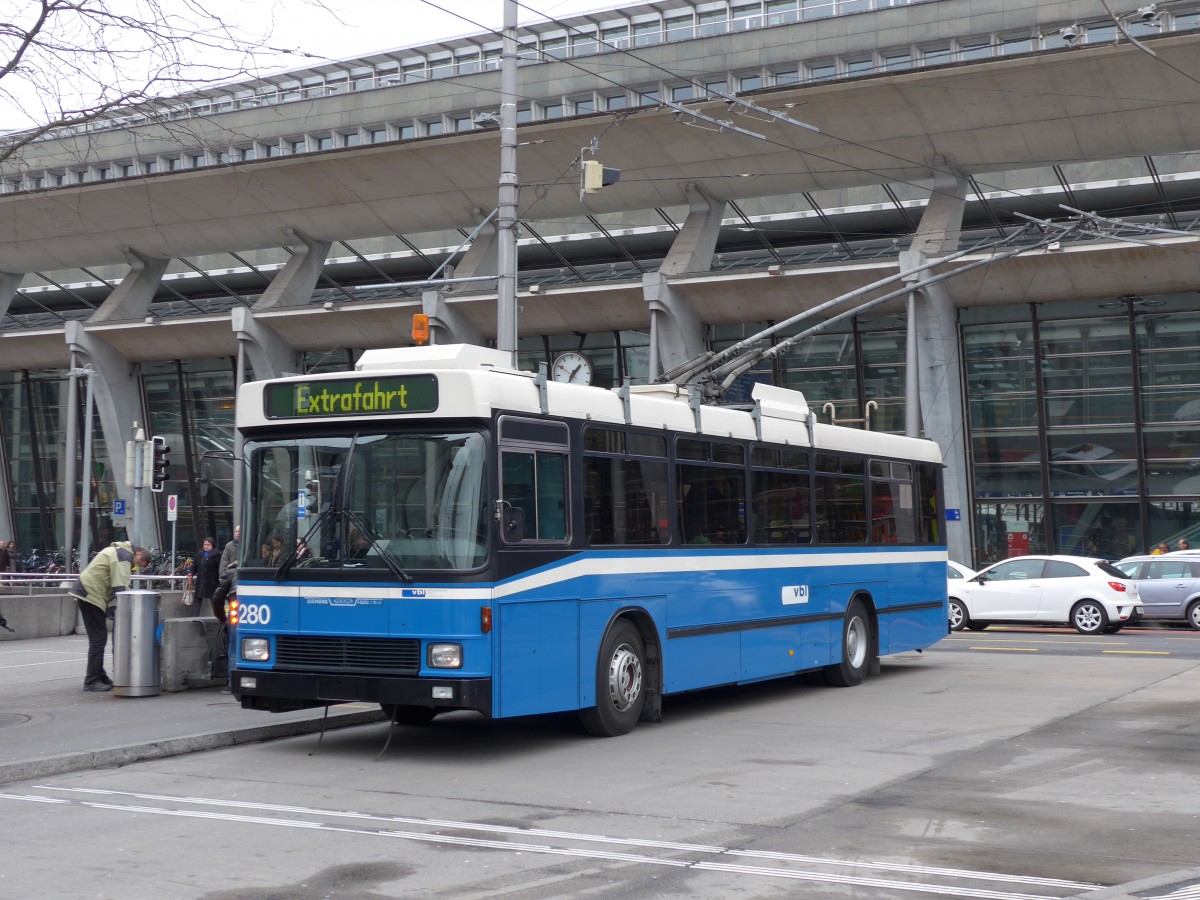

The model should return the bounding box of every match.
[238,345,941,464]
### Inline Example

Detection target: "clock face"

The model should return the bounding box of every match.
[552,351,594,385]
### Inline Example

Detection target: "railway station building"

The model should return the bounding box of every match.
[3,0,1200,568]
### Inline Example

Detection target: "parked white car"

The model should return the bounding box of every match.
[948,555,1142,635]
[947,561,976,581]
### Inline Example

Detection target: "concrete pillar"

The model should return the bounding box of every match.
[0,271,23,320]
[902,165,971,563]
[422,289,485,346]
[0,271,17,537]
[64,321,161,550]
[453,214,500,279]
[254,228,332,310]
[660,184,726,276]
[230,307,298,382]
[88,249,168,324]
[645,184,725,377]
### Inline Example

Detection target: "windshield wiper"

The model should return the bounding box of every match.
[275,508,332,580]
[344,508,414,583]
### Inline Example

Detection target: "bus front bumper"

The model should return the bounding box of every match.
[231,668,493,716]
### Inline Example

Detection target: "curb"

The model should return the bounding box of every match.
[0,709,386,786]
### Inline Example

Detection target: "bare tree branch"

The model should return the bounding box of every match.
[0,0,335,167]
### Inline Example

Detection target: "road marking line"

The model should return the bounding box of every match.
[1101,649,1170,655]
[27,786,1100,892]
[969,646,1039,652]
[0,793,1088,900]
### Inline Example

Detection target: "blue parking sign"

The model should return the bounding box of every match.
[113,499,126,516]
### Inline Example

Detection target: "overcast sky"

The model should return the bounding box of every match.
[281,0,609,63]
[0,0,609,130]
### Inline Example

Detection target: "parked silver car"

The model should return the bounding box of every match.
[1114,554,1200,629]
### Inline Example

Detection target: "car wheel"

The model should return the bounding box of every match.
[579,619,646,737]
[824,598,872,688]
[380,704,439,726]
[1071,599,1108,635]
[948,598,970,631]
[1187,601,1200,631]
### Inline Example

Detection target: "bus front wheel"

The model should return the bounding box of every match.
[579,620,646,737]
[825,598,872,688]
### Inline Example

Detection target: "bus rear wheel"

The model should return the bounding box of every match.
[825,598,872,688]
[579,620,645,737]
[381,704,439,726]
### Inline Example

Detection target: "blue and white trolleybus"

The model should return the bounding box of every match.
[230,343,947,736]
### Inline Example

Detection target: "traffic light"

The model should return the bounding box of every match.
[150,435,170,492]
[581,159,621,195]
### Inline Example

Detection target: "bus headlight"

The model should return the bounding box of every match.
[428,643,462,668]
[241,637,270,662]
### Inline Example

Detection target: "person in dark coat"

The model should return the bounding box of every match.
[191,537,222,617]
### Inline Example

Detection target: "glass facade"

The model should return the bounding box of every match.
[965,293,1200,566]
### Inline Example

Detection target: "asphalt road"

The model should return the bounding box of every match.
[1,633,1198,900]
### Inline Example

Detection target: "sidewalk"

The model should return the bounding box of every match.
[0,633,385,786]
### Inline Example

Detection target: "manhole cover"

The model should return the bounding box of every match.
[0,713,31,728]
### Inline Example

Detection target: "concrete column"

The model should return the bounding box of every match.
[88,249,168,324]
[230,307,298,382]
[644,184,724,377]
[0,272,18,537]
[0,271,24,319]
[254,228,332,310]
[660,184,726,276]
[902,166,971,563]
[912,277,971,565]
[64,321,161,550]
[453,214,500,279]
[643,272,707,377]
[422,289,485,346]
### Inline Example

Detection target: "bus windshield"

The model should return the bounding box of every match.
[242,431,488,573]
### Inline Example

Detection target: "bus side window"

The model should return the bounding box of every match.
[501,449,568,543]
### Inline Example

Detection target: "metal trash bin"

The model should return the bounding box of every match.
[113,589,160,697]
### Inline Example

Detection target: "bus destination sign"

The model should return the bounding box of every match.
[265,375,438,419]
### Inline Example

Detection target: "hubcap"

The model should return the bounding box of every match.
[607,643,642,712]
[846,616,868,668]
[949,603,963,629]
[1076,605,1102,631]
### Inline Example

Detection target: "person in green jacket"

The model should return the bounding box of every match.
[68,541,151,692]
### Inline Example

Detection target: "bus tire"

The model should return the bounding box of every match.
[381,704,439,726]
[825,598,871,688]
[579,619,645,737]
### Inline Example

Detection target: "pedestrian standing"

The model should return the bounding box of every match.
[0,540,9,583]
[67,541,151,692]
[191,537,222,617]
